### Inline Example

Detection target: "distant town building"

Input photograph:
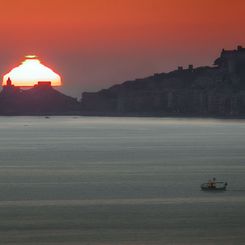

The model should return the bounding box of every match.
[6,77,12,87]
[35,81,52,87]
[2,77,20,94]
[214,45,245,73]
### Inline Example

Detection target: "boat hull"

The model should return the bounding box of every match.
[201,182,228,191]
[201,186,227,191]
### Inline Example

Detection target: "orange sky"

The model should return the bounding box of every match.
[0,0,245,96]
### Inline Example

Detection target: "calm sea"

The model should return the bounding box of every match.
[0,116,244,244]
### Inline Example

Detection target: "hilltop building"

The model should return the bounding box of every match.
[0,78,79,115]
[34,81,52,88]
[214,45,245,73]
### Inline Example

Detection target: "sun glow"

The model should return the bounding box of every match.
[2,55,61,87]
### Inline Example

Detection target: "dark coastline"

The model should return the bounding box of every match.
[1,46,245,117]
[80,46,245,117]
[1,112,245,120]
[79,112,245,119]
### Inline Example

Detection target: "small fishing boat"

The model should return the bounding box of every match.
[201,181,228,191]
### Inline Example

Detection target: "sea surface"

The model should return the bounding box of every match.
[0,116,245,244]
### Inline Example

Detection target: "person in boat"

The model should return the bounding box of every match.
[208,179,212,188]
[211,177,216,188]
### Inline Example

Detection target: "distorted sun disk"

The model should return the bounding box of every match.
[2,55,62,87]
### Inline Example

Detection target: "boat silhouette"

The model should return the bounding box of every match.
[201,181,228,191]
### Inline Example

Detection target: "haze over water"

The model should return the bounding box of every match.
[0,116,245,244]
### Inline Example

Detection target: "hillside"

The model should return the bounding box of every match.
[81,46,245,116]
[0,83,80,115]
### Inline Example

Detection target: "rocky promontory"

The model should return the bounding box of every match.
[81,46,245,117]
[0,82,79,115]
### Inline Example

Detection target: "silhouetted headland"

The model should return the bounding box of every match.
[81,46,245,117]
[1,46,245,117]
[0,81,79,115]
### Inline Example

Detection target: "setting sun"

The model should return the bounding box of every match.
[2,56,61,87]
